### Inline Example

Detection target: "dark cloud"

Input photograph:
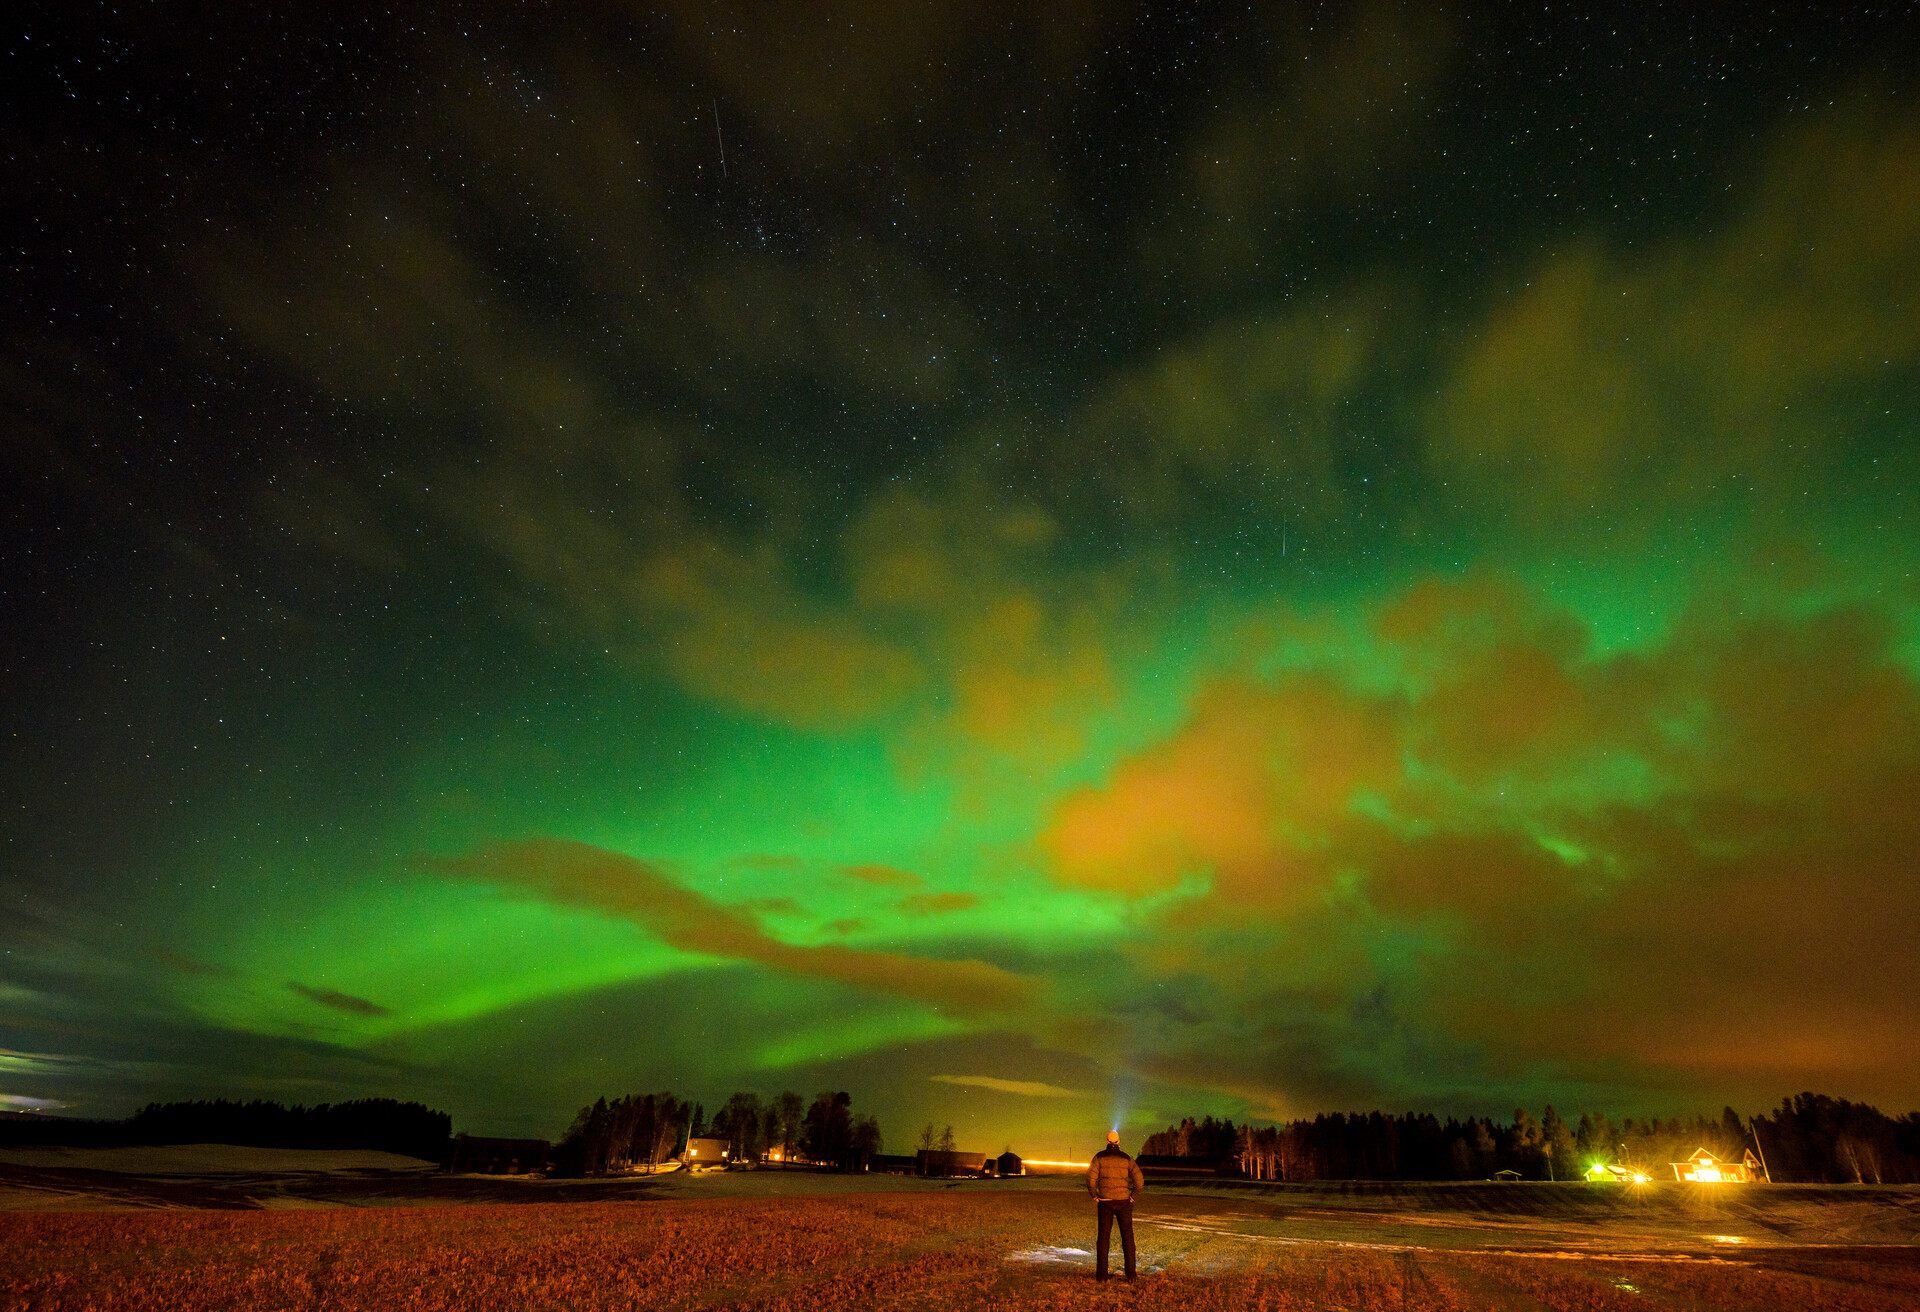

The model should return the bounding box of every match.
[1040,580,1920,1112]
[431,840,1037,1016]
[896,893,978,917]
[1428,99,1920,522]
[138,9,1920,749]
[1141,1,1457,282]
[287,983,391,1018]
[841,864,924,889]
[149,950,234,979]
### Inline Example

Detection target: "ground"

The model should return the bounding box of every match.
[3,1149,1918,1310]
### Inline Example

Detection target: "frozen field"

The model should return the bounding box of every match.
[3,1156,1918,1309]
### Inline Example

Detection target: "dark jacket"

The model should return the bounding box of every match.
[1086,1144,1144,1202]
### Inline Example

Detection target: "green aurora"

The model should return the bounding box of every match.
[4,3,1918,1158]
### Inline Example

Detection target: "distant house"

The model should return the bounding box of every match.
[683,1136,732,1169]
[996,1151,1023,1178]
[872,1153,919,1175]
[917,1149,989,1177]
[1583,1163,1650,1184]
[447,1135,550,1175]
[1670,1148,1758,1183]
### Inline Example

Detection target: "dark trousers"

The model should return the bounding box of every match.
[1096,1199,1136,1280]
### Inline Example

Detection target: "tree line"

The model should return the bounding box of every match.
[551,1088,882,1176]
[0,1098,451,1162]
[1141,1092,1920,1184]
[1752,1093,1920,1184]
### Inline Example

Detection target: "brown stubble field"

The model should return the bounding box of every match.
[5,1190,1920,1312]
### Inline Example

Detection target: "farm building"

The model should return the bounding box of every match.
[446,1135,550,1175]
[682,1136,732,1169]
[872,1153,919,1175]
[1492,1169,1522,1181]
[996,1151,1023,1177]
[1670,1148,1761,1183]
[1584,1163,1650,1184]
[917,1149,989,1177]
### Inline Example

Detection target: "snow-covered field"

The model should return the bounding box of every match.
[4,1186,1919,1311]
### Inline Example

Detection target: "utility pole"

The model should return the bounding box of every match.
[1747,1116,1773,1183]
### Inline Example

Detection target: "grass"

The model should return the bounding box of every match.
[5,1191,1918,1310]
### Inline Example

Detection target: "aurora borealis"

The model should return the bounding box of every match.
[5,4,1918,1155]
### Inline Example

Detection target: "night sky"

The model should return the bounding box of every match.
[5,3,1918,1156]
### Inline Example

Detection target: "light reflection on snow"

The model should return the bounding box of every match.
[1005,1245,1167,1275]
[1006,1246,1091,1265]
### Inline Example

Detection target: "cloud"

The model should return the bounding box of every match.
[151,950,233,979]
[1043,671,1400,899]
[841,864,923,889]
[287,983,391,1018]
[742,897,803,915]
[847,492,1129,775]
[284,88,1920,749]
[204,172,1127,740]
[170,6,1476,765]
[1147,1,1457,279]
[1049,292,1391,532]
[661,0,1107,154]
[1427,100,1920,517]
[897,893,978,916]
[432,840,1038,1016]
[633,543,928,727]
[0,1048,146,1084]
[0,1048,74,1076]
[930,1074,1086,1098]
[175,16,1197,751]
[1035,576,1920,1109]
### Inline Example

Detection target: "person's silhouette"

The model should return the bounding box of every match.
[1085,1130,1144,1281]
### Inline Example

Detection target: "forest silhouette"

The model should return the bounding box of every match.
[550,1088,882,1176]
[1142,1093,1920,1183]
[0,1097,450,1161]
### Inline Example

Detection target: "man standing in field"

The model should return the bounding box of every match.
[1086,1129,1144,1282]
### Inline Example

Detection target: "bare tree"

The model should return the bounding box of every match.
[773,1090,805,1160]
